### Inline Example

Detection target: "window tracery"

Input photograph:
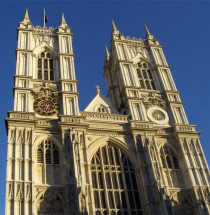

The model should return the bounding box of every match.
[90,144,142,214]
[36,139,61,185]
[37,140,59,165]
[136,62,155,90]
[160,144,184,188]
[37,51,54,80]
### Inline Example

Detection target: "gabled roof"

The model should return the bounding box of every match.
[84,89,119,114]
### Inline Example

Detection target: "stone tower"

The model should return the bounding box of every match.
[5,10,210,215]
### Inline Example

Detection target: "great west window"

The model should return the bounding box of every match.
[90,144,142,215]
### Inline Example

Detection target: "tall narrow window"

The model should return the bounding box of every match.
[136,62,156,90]
[38,70,42,80]
[36,140,61,185]
[175,107,186,124]
[53,149,59,164]
[50,71,54,80]
[37,51,54,80]
[20,93,26,112]
[45,149,51,164]
[37,148,43,163]
[44,71,48,80]
[90,144,142,214]
[160,144,184,188]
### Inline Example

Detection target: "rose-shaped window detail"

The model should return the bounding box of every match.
[152,111,165,121]
[147,107,169,124]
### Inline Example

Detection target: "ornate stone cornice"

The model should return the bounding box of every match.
[81,112,128,123]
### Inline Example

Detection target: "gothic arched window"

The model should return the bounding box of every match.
[90,144,142,214]
[160,144,184,188]
[95,105,108,113]
[37,51,54,81]
[36,139,61,185]
[136,62,156,90]
[37,140,59,165]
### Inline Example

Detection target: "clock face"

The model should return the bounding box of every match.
[34,97,58,116]
[147,106,169,124]
[152,111,165,121]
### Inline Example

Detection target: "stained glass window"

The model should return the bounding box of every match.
[90,144,142,214]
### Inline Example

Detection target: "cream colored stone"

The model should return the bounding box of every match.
[5,11,210,215]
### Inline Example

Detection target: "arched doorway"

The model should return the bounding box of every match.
[36,189,64,215]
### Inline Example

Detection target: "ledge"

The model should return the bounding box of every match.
[7,111,35,120]
[173,124,201,135]
[81,111,128,123]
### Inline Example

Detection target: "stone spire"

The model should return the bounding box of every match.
[19,9,32,28]
[144,24,155,41]
[105,45,110,61]
[61,13,67,24]
[58,12,70,32]
[23,9,30,20]
[112,19,117,31]
[111,19,120,39]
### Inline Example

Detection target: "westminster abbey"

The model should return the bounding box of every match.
[5,9,210,215]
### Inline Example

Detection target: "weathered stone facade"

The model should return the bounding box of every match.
[5,10,210,215]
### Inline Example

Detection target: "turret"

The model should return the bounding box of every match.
[111,19,121,39]
[19,9,33,29]
[58,13,71,33]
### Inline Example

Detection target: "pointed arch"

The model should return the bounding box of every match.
[133,58,156,90]
[33,135,63,151]
[159,142,184,188]
[32,42,57,81]
[33,42,57,57]
[36,188,65,215]
[34,136,63,185]
[132,53,154,67]
[88,137,144,214]
[88,136,139,168]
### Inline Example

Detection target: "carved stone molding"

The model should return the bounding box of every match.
[142,92,166,110]
[16,183,24,201]
[175,125,196,132]
[25,183,31,202]
[130,121,152,129]
[7,182,14,200]
[61,117,82,123]
[81,112,128,122]
[8,112,35,120]
[32,82,58,100]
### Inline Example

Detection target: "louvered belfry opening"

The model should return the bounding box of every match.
[90,144,142,214]
[37,140,60,165]
[37,51,54,81]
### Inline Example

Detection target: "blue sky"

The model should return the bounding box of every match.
[0,1,210,213]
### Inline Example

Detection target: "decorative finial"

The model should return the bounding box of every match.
[96,85,100,94]
[20,8,31,23]
[19,8,32,27]
[143,24,155,40]
[105,45,110,60]
[144,24,150,36]
[112,19,117,30]
[111,19,120,39]
[61,13,67,23]
[24,9,30,20]
[59,12,69,29]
